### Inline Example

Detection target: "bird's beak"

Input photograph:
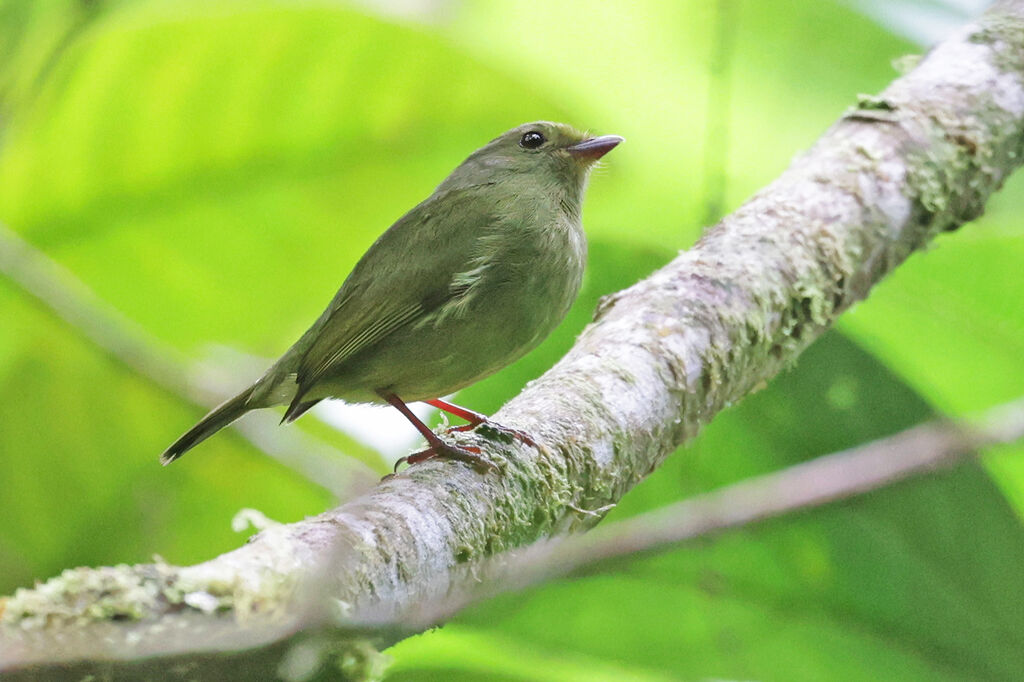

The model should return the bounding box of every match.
[567,135,624,161]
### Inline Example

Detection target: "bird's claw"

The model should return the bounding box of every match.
[390,417,534,476]
[394,442,497,474]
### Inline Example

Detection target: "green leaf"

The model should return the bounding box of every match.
[0,286,333,593]
[839,173,1024,513]
[442,0,915,246]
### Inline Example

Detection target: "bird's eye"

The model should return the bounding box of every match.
[520,131,546,149]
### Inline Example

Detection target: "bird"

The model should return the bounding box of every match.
[161,121,622,470]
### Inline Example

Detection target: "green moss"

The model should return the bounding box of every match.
[855,93,896,111]
[336,639,392,682]
[475,423,514,444]
[0,547,303,629]
[903,76,1023,235]
[970,11,1024,74]
[892,54,921,75]
[1,563,177,628]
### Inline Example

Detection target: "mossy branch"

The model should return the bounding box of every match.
[4,1,1024,679]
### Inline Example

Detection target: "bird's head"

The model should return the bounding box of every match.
[438,121,623,195]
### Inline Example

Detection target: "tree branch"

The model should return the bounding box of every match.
[404,395,1024,628]
[3,1,1024,679]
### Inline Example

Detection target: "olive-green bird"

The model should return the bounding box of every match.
[162,121,622,469]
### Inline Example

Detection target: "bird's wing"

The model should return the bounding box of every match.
[293,184,500,395]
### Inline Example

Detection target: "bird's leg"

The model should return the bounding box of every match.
[425,398,487,430]
[378,391,496,473]
[426,398,537,448]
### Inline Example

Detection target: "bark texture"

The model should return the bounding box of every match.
[3,2,1024,679]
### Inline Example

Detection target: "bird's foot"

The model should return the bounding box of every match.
[394,441,497,474]
[426,398,536,449]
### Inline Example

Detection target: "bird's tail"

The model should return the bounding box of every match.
[161,385,257,465]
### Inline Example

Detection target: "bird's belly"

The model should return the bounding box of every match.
[324,257,582,403]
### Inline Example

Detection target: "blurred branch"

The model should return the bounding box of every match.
[4,1,1024,679]
[0,223,378,499]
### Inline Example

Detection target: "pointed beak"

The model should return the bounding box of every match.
[566,134,624,161]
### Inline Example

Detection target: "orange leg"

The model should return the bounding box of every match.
[426,398,537,447]
[425,398,488,426]
[379,391,495,472]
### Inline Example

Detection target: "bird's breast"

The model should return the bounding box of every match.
[474,213,585,346]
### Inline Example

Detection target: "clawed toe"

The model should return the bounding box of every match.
[394,442,496,473]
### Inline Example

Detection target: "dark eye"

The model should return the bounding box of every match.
[519,131,546,149]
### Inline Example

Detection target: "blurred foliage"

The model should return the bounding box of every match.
[0,0,1021,680]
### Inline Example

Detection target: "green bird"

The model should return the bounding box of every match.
[162,121,622,469]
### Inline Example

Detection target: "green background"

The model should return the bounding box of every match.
[1,1,1021,679]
